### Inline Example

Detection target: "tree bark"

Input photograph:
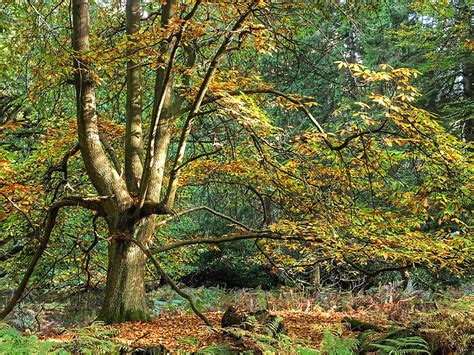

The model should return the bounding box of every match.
[73,0,148,322]
[98,0,184,323]
[96,0,179,324]
[124,0,144,192]
[73,0,128,202]
[99,219,154,323]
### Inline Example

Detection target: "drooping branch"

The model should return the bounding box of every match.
[194,89,326,135]
[195,206,255,231]
[0,245,24,262]
[190,179,270,227]
[130,238,212,326]
[0,196,104,320]
[0,192,36,231]
[141,205,255,231]
[153,206,207,227]
[0,191,35,263]
[173,147,222,173]
[44,142,80,183]
[153,232,322,254]
[0,235,14,247]
[344,257,413,278]
[197,88,390,151]
[256,240,331,284]
[44,142,82,205]
[255,240,298,284]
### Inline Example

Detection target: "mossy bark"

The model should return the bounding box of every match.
[99,218,155,323]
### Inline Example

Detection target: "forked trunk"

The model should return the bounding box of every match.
[99,217,155,323]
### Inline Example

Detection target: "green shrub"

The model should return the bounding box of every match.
[196,344,241,354]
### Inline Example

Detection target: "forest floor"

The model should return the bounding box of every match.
[44,309,358,352]
[1,284,473,353]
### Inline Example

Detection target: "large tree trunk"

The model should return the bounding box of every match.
[72,0,255,324]
[72,0,144,323]
[99,217,155,323]
[98,0,174,323]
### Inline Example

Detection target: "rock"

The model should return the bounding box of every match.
[221,306,246,327]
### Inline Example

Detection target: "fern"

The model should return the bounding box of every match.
[0,322,55,354]
[264,334,320,354]
[59,321,118,354]
[414,294,474,354]
[320,329,359,355]
[196,344,238,354]
[371,336,430,354]
[265,316,285,337]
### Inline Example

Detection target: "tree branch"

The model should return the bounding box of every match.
[44,142,80,183]
[140,204,255,232]
[173,147,222,173]
[0,192,36,231]
[124,0,144,192]
[137,0,203,206]
[189,179,270,227]
[196,88,390,151]
[344,258,412,278]
[153,232,322,254]
[0,195,104,319]
[164,0,259,208]
[130,238,212,326]
[72,0,131,203]
[99,135,122,176]
[0,244,24,262]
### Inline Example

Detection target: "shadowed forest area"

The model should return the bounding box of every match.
[0,0,473,353]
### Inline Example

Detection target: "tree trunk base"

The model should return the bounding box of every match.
[99,237,150,323]
[99,308,150,324]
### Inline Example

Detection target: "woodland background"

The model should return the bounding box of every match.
[0,0,473,353]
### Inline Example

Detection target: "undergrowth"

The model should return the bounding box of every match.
[413,294,474,353]
[0,321,117,354]
[0,322,55,354]
[0,285,472,353]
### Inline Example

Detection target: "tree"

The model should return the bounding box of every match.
[2,0,276,323]
[0,0,472,324]
[358,0,473,141]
